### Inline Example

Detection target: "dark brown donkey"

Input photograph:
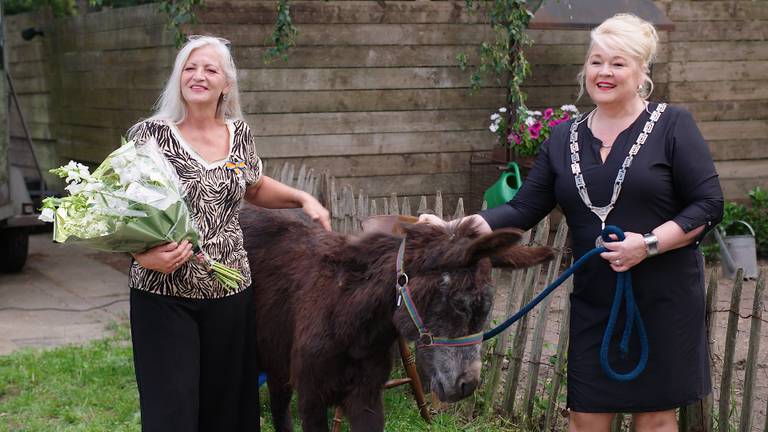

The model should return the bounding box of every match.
[241,208,553,432]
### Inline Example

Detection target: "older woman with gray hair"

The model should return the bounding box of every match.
[422,13,722,431]
[126,35,330,431]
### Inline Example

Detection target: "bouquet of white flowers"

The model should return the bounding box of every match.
[40,138,243,290]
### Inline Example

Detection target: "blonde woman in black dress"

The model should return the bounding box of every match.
[421,14,722,432]
[127,36,330,431]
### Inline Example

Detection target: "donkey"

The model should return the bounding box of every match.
[241,208,553,432]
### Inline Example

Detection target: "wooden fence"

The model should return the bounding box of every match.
[269,160,768,431]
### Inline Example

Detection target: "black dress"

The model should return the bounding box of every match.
[481,103,723,412]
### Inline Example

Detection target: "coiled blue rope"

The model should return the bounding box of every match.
[482,225,649,381]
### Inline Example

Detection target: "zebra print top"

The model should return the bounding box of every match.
[127,119,262,299]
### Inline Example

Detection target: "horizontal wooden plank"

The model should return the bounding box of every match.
[59,68,169,90]
[522,85,581,107]
[56,88,158,111]
[240,88,504,114]
[6,43,46,64]
[9,120,53,141]
[331,172,468,197]
[668,80,768,102]
[255,131,494,158]
[669,41,768,62]
[666,1,768,22]
[52,3,164,34]
[8,76,49,94]
[56,25,175,52]
[683,101,768,122]
[234,45,479,68]
[197,24,493,46]
[720,177,768,202]
[265,151,473,178]
[56,48,177,72]
[247,109,489,136]
[239,67,473,91]
[669,21,768,42]
[716,159,768,179]
[668,61,768,82]
[57,108,147,130]
[710,139,768,161]
[699,120,768,141]
[9,60,48,79]
[197,1,485,24]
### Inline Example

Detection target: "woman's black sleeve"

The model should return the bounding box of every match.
[669,109,724,241]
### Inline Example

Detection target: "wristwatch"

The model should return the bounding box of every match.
[643,233,659,257]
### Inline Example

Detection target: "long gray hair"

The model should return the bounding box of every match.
[133,35,243,132]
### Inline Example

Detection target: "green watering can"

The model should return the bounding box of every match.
[483,162,523,209]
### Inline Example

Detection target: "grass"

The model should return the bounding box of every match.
[0,322,519,431]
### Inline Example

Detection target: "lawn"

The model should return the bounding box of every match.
[0,322,519,431]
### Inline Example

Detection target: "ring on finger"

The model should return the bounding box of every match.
[613,259,621,265]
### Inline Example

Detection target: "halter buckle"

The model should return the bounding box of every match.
[418,332,434,346]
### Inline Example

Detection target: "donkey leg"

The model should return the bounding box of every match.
[267,377,294,432]
[341,390,385,432]
[297,392,330,432]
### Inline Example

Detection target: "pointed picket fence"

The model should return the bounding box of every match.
[266,161,767,432]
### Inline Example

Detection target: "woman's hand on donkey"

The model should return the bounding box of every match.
[132,240,194,274]
[298,191,332,231]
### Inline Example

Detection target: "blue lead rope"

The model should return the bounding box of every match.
[482,225,649,382]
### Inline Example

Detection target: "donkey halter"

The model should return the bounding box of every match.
[395,238,484,348]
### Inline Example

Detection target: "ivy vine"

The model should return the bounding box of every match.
[157,0,204,48]
[459,0,539,119]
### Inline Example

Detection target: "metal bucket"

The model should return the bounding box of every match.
[721,220,758,280]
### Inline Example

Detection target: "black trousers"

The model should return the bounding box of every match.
[130,287,260,432]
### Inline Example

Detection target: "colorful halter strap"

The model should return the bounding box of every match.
[395,238,484,348]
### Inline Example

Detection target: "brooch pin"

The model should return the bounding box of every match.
[225,159,246,175]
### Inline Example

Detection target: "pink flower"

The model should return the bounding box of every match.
[548,119,559,127]
[528,121,543,139]
[561,113,571,122]
[543,108,554,120]
[508,133,522,145]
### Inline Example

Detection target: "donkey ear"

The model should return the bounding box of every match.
[487,246,554,269]
[466,228,554,268]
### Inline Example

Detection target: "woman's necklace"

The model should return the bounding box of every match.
[569,103,667,230]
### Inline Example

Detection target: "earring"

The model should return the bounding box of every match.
[222,93,229,102]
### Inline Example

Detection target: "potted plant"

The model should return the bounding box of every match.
[489,104,580,170]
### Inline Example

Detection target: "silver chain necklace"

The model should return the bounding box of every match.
[569,103,667,230]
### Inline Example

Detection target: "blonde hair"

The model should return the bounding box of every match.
[134,36,243,131]
[577,13,659,100]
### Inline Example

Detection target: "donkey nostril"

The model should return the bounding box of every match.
[458,375,479,398]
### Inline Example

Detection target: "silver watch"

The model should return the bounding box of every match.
[643,233,659,257]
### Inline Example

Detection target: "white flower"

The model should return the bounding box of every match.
[490,113,501,121]
[533,111,542,116]
[489,124,499,133]
[561,104,579,113]
[39,208,55,223]
[525,116,537,127]
[498,107,507,113]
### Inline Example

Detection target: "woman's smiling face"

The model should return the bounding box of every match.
[180,45,230,108]
[584,44,644,108]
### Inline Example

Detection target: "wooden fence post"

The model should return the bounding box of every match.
[483,235,531,415]
[543,271,572,432]
[523,217,569,424]
[502,217,550,416]
[739,270,765,432]
[719,268,744,432]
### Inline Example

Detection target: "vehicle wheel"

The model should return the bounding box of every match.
[0,228,29,273]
